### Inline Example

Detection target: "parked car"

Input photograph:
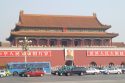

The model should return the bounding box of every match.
[98,67,109,74]
[6,69,12,76]
[0,70,6,77]
[86,68,100,75]
[103,67,122,74]
[120,67,125,74]
[57,65,75,76]
[19,68,45,77]
[51,70,58,75]
[64,67,86,76]
[0,69,11,77]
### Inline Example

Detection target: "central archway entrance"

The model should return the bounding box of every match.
[65,60,74,66]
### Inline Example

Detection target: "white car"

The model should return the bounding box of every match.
[0,69,11,77]
[103,68,122,74]
[0,70,6,77]
[86,68,100,75]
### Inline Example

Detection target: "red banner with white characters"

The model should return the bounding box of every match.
[87,50,125,56]
[0,50,51,57]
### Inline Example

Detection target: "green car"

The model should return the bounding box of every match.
[57,66,75,76]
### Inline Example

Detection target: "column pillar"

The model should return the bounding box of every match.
[101,39,103,46]
[81,39,84,47]
[12,39,15,46]
[36,39,39,46]
[39,39,42,46]
[57,39,61,47]
[91,39,94,46]
[15,38,18,47]
[72,39,74,47]
[47,39,50,47]
[83,39,85,46]
[110,38,112,46]
[67,39,70,47]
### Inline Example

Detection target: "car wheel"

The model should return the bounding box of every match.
[107,72,110,75]
[59,73,63,76]
[94,72,97,75]
[117,72,121,74]
[55,72,58,75]
[13,72,18,76]
[22,74,25,77]
[27,74,30,77]
[80,72,84,76]
[67,73,71,76]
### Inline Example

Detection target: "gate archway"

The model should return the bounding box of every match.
[121,62,125,66]
[90,61,97,66]
[109,62,114,66]
[65,60,74,66]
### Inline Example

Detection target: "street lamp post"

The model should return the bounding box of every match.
[19,37,32,63]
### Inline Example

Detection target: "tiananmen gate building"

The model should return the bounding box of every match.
[0,10,125,67]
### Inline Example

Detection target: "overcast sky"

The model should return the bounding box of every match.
[0,0,125,42]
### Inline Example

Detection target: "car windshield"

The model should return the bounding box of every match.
[21,69,31,72]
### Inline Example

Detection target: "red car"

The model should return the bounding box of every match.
[19,69,45,77]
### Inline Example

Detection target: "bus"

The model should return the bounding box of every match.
[6,62,51,76]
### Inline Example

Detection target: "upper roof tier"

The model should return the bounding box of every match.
[17,11,111,29]
[11,31,118,38]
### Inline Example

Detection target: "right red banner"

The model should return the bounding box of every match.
[87,50,125,56]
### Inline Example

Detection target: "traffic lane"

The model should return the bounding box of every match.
[0,74,125,83]
[40,80,125,83]
[43,74,125,81]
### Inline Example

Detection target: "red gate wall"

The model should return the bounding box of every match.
[0,50,125,67]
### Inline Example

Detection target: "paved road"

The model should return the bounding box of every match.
[0,74,125,83]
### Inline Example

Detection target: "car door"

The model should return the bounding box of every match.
[27,70,34,76]
[113,68,118,73]
[35,70,41,76]
[90,68,95,74]
[86,68,93,74]
[33,69,40,76]
[109,68,115,73]
[72,68,78,74]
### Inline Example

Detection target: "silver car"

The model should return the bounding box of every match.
[103,67,122,74]
[86,68,100,75]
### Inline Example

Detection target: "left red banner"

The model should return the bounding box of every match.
[0,50,51,57]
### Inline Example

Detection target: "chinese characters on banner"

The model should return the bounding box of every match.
[87,50,125,56]
[0,50,51,57]
[65,49,74,60]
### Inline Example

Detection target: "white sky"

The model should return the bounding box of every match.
[0,0,125,42]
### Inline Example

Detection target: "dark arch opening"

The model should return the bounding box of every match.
[65,60,74,66]
[90,61,97,66]
[121,62,125,66]
[109,62,114,66]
